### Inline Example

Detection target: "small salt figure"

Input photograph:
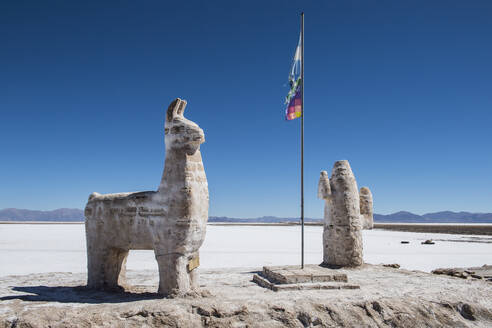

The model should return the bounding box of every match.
[359,187,374,229]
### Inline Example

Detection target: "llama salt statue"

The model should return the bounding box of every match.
[84,98,208,296]
[318,160,373,267]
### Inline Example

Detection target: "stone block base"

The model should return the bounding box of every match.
[253,265,359,292]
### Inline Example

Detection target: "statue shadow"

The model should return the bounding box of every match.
[0,285,165,304]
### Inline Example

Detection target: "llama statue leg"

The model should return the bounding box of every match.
[155,253,191,295]
[103,248,129,290]
[85,219,106,288]
[86,247,105,288]
[87,246,128,290]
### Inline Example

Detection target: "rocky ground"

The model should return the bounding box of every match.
[432,264,492,281]
[1,264,491,328]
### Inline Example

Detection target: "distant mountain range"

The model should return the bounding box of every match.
[0,208,84,222]
[210,211,492,224]
[373,211,492,223]
[1,208,492,223]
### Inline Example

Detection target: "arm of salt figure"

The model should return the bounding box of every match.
[318,171,331,200]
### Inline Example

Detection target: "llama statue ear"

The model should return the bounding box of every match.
[166,98,185,122]
[177,99,187,117]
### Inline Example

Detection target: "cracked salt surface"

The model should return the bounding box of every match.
[1,265,491,327]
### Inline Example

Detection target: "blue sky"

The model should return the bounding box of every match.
[1,1,491,218]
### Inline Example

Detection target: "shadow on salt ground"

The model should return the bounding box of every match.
[0,286,166,304]
[240,270,262,275]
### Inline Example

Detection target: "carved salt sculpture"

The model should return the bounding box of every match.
[359,187,374,229]
[318,160,365,267]
[85,98,208,295]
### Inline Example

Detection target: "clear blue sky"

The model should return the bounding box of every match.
[1,1,491,218]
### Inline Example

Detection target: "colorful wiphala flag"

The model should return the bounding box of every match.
[285,34,302,120]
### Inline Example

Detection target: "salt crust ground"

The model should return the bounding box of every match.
[2,224,492,277]
[0,264,491,327]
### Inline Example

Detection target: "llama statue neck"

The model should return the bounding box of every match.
[158,148,205,193]
[157,99,208,220]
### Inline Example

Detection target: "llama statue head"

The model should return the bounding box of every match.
[165,98,205,155]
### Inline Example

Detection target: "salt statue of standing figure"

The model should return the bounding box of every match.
[318,160,363,267]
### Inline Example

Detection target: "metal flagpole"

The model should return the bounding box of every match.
[300,12,305,269]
